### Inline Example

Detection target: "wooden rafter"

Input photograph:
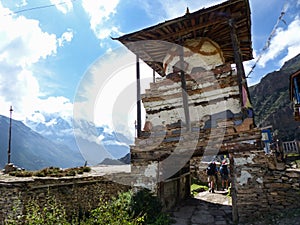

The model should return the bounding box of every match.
[114,0,252,76]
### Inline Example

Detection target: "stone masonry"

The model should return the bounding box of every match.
[231,151,300,223]
[0,167,130,224]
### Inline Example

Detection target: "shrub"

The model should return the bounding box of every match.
[83,191,141,225]
[9,171,33,177]
[25,195,69,225]
[82,189,172,225]
[65,170,76,176]
[34,171,46,177]
[82,166,91,172]
[8,166,92,178]
[130,189,163,224]
[6,194,69,225]
[6,189,171,225]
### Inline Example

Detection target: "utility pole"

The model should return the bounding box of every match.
[7,106,13,164]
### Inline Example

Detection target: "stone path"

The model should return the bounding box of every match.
[170,190,233,225]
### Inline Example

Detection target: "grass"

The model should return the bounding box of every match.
[191,183,208,197]
[286,153,300,157]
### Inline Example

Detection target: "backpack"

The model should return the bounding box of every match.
[220,164,228,175]
[206,163,216,176]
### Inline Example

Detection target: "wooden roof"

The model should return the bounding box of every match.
[114,0,253,76]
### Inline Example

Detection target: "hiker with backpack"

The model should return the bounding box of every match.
[206,161,217,193]
[219,160,229,190]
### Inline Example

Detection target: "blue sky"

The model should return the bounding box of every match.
[0,0,300,136]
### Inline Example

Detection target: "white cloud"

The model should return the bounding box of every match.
[81,0,121,40]
[165,0,225,18]
[50,0,73,14]
[29,111,46,123]
[24,96,73,125]
[258,16,300,68]
[37,96,73,117]
[73,46,153,139]
[102,140,128,147]
[97,26,119,41]
[0,13,57,67]
[58,29,74,47]
[0,3,73,122]
[16,0,28,7]
[140,0,225,20]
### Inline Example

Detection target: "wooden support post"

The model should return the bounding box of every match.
[179,46,191,131]
[136,55,142,138]
[229,19,246,107]
[229,18,255,125]
[230,153,239,223]
[153,69,156,83]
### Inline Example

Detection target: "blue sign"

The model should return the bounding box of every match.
[262,129,272,143]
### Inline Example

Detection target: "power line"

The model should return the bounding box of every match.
[4,0,76,16]
[246,1,289,78]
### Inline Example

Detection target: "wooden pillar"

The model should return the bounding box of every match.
[136,55,142,138]
[179,46,191,131]
[153,69,156,83]
[230,152,239,223]
[229,19,246,107]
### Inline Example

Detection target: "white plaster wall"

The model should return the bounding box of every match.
[237,170,252,185]
[144,84,241,126]
[143,37,241,127]
[163,38,225,74]
[133,162,158,191]
[234,154,255,166]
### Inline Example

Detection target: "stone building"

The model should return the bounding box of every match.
[0,1,299,224]
[115,0,300,222]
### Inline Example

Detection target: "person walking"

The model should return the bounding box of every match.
[219,160,229,191]
[206,161,217,193]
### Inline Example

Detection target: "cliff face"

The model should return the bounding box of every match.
[249,53,300,141]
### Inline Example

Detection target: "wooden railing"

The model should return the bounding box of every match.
[282,141,300,154]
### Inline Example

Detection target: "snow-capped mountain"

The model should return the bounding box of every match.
[25,116,133,166]
[0,115,85,170]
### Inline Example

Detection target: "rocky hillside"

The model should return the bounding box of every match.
[249,53,300,141]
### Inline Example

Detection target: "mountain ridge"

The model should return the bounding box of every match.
[25,117,132,165]
[249,53,300,141]
[0,115,85,170]
[1,113,132,170]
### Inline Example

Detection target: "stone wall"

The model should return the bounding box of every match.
[142,63,242,127]
[131,62,260,210]
[231,150,300,223]
[0,173,130,223]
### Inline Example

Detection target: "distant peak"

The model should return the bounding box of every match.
[281,53,300,72]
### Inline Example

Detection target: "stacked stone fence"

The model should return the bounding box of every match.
[1,153,300,224]
[231,150,300,223]
[0,172,131,224]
